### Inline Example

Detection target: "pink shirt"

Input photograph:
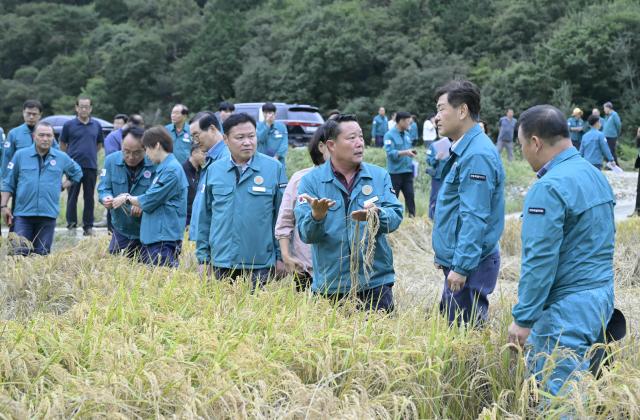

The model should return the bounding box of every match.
[275,167,314,275]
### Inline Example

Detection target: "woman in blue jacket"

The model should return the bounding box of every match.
[112,126,188,267]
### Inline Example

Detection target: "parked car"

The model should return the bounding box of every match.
[41,115,114,140]
[222,103,324,147]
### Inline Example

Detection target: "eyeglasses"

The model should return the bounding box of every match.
[123,149,145,157]
[77,105,91,110]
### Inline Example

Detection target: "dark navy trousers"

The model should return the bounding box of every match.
[140,241,182,268]
[440,251,500,325]
[12,216,56,256]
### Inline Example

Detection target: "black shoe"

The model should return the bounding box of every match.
[83,228,94,237]
[67,223,77,230]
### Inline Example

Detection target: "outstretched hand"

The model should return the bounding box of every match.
[298,193,336,221]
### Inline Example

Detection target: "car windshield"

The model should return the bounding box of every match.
[287,110,323,122]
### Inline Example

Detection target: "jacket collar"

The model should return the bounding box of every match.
[157,153,177,171]
[539,147,579,177]
[114,152,153,169]
[451,123,483,157]
[319,158,372,182]
[29,144,59,158]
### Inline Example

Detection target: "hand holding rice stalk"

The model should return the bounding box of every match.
[349,201,380,297]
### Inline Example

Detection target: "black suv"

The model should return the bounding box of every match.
[228,103,324,147]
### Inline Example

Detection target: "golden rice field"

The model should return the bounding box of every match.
[0,218,639,419]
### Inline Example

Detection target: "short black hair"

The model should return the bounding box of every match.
[76,96,92,106]
[262,102,276,113]
[518,105,569,145]
[308,124,330,166]
[218,101,235,112]
[191,111,220,132]
[434,80,481,120]
[587,114,601,126]
[603,101,613,109]
[129,114,144,127]
[122,125,145,142]
[114,113,128,123]
[142,126,173,153]
[324,114,358,142]
[395,111,412,123]
[223,112,256,135]
[23,99,43,112]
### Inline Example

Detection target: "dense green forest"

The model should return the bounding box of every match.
[1,0,639,143]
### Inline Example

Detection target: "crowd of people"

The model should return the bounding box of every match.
[0,78,638,397]
[373,100,635,222]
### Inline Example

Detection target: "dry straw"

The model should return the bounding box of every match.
[349,207,380,297]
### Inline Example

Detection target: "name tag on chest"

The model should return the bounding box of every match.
[252,186,266,193]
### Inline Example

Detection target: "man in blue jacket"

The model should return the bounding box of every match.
[383,111,417,217]
[603,102,622,165]
[579,115,615,169]
[165,104,192,164]
[98,126,155,257]
[1,100,48,182]
[567,107,585,149]
[295,115,403,312]
[1,122,82,255]
[508,105,615,396]
[187,111,229,242]
[1,100,52,233]
[370,107,388,147]
[196,113,287,288]
[256,102,288,168]
[432,80,506,326]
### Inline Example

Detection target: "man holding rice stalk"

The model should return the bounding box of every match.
[432,80,506,326]
[98,126,155,258]
[295,115,403,312]
[508,105,616,396]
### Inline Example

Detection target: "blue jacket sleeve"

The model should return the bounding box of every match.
[512,183,564,328]
[1,130,16,181]
[276,123,288,157]
[63,156,83,183]
[294,175,327,244]
[426,144,438,167]
[600,135,614,162]
[104,132,118,156]
[97,161,113,201]
[1,154,19,194]
[195,174,213,264]
[137,170,180,213]
[451,155,499,276]
[579,139,585,156]
[614,113,622,137]
[383,132,400,161]
[377,172,404,234]
[256,122,268,148]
